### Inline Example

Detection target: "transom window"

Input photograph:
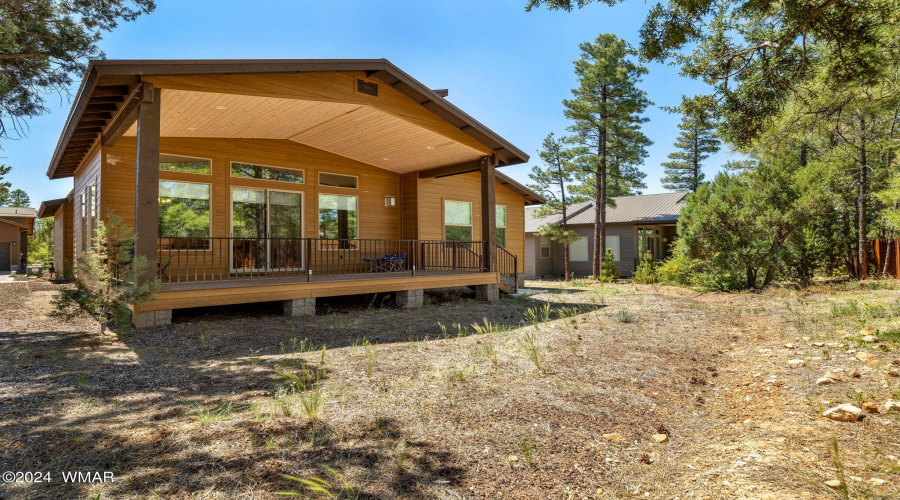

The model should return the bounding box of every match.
[158,180,211,249]
[231,162,304,184]
[319,194,358,249]
[444,200,472,241]
[159,153,211,174]
[318,172,358,189]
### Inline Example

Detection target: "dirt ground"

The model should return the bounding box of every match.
[1,279,900,500]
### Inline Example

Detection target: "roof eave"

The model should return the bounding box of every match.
[46,59,530,179]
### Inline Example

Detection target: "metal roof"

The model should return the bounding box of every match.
[525,192,687,233]
[0,206,37,218]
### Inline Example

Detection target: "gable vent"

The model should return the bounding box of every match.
[356,79,379,97]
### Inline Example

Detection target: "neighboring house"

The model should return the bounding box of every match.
[0,207,36,272]
[38,191,75,276]
[39,59,544,327]
[525,192,687,278]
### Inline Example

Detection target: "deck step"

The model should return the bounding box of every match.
[499,282,516,295]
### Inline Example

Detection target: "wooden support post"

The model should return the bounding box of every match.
[135,83,161,284]
[480,155,496,272]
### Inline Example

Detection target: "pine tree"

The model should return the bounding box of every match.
[661,97,720,192]
[8,189,30,207]
[564,34,652,277]
[54,212,159,333]
[0,165,11,204]
[527,133,582,280]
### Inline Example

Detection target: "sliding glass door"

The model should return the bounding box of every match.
[231,188,303,273]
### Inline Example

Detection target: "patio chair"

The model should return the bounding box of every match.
[363,253,407,272]
[157,256,171,281]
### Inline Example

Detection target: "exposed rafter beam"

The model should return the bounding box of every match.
[102,83,144,147]
[417,160,482,179]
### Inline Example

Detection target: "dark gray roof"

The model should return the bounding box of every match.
[525,192,687,233]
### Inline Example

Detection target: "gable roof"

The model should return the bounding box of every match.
[0,206,36,219]
[46,59,530,180]
[525,192,687,233]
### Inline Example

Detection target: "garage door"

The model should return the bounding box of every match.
[0,243,10,271]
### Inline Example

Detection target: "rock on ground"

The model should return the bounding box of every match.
[823,404,864,422]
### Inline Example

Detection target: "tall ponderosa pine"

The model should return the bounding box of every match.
[0,0,155,139]
[661,97,720,192]
[527,133,582,280]
[0,164,11,204]
[564,34,651,276]
[8,189,30,207]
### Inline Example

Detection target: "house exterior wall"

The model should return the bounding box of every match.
[67,136,528,280]
[53,201,74,274]
[0,219,28,270]
[417,172,526,273]
[525,223,638,278]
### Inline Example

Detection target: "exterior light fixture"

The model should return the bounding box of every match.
[384,195,396,207]
[215,106,228,110]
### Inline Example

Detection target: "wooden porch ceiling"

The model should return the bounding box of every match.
[120,89,487,174]
[46,59,531,180]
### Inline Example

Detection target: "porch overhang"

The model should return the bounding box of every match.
[46,59,530,180]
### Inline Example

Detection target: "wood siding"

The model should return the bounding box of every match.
[417,171,526,273]
[0,218,29,268]
[73,144,101,259]
[54,201,74,273]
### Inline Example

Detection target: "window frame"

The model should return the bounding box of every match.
[318,172,358,190]
[230,161,305,184]
[606,234,621,262]
[539,235,551,258]
[443,200,473,242]
[158,179,213,250]
[317,193,359,250]
[159,153,213,175]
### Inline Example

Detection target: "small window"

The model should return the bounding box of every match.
[539,236,550,258]
[571,237,589,262]
[160,153,211,174]
[318,172,358,189]
[496,205,507,247]
[231,162,304,184]
[444,200,472,241]
[606,235,621,262]
[319,194,358,249]
[158,180,211,249]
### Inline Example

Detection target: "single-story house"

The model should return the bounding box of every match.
[0,206,36,272]
[38,191,75,276]
[40,58,544,327]
[524,192,687,278]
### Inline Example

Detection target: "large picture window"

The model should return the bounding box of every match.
[606,235,621,261]
[160,154,211,174]
[571,237,589,262]
[496,205,507,247]
[319,194,358,249]
[231,162,304,184]
[444,200,472,241]
[158,181,211,249]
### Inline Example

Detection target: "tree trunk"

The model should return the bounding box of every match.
[858,116,868,279]
[762,268,775,288]
[842,205,857,277]
[746,266,757,289]
[564,244,571,280]
[884,228,895,277]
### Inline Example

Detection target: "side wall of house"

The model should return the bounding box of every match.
[53,201,75,274]
[527,233,558,277]
[73,144,102,261]
[416,171,526,273]
[0,221,20,269]
[549,224,636,278]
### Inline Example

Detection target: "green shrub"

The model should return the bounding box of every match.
[599,249,619,283]
[632,251,658,284]
[657,252,698,286]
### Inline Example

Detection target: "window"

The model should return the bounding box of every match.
[571,237,589,262]
[319,172,358,189]
[319,194,358,249]
[88,183,96,248]
[158,181,211,249]
[496,205,507,247]
[160,154,211,174]
[444,200,472,241]
[606,235,621,262]
[539,236,551,258]
[231,162,303,184]
[79,190,86,252]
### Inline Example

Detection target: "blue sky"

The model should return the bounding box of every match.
[3,0,738,204]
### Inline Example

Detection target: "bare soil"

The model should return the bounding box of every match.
[1,279,900,499]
